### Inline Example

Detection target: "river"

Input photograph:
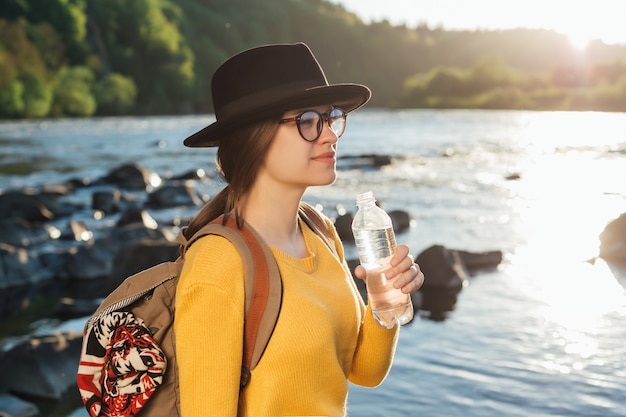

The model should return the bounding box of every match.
[1,109,625,416]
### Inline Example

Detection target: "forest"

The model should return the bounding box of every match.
[1,0,626,119]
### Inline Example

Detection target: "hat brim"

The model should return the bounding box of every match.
[183,83,371,148]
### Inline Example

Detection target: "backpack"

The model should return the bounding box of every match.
[77,202,336,417]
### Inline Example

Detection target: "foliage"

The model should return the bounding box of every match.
[0,0,89,63]
[0,79,24,117]
[86,0,195,114]
[51,66,96,116]
[22,74,53,117]
[0,0,626,119]
[395,54,626,111]
[92,72,137,115]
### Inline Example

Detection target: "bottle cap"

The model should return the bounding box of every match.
[356,191,374,205]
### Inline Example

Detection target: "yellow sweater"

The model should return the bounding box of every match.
[174,216,399,417]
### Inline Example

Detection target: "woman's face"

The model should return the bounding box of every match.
[260,105,340,190]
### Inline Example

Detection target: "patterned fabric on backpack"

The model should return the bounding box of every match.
[77,311,166,417]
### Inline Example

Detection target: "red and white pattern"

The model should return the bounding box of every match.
[77,311,167,417]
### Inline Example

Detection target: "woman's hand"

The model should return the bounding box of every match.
[353,244,425,293]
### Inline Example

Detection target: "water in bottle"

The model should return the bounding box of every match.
[352,191,414,328]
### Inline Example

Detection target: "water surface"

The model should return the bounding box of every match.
[2,109,625,416]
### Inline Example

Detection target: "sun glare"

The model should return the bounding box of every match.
[331,0,624,46]
[503,111,626,346]
[566,33,591,50]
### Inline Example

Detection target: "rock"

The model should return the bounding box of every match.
[388,210,411,234]
[505,173,521,180]
[0,187,79,223]
[334,212,354,242]
[54,297,102,320]
[0,219,61,248]
[61,223,176,299]
[0,243,69,319]
[63,220,93,242]
[97,163,162,191]
[38,248,76,280]
[413,245,503,319]
[91,189,138,217]
[0,393,39,417]
[108,238,180,290]
[0,219,32,247]
[599,212,626,262]
[0,332,83,402]
[338,154,393,170]
[0,191,52,222]
[0,243,52,288]
[419,286,460,321]
[457,249,503,273]
[170,168,210,181]
[145,181,204,208]
[116,206,158,228]
[416,245,467,293]
[91,189,121,214]
[64,177,92,189]
[60,239,115,283]
[414,245,474,320]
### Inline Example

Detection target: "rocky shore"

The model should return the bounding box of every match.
[1,161,623,417]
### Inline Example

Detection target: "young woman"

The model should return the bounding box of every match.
[174,42,425,417]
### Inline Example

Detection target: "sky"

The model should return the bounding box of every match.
[330,0,626,47]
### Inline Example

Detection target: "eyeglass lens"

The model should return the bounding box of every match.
[298,109,346,141]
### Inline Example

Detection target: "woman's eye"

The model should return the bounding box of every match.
[300,116,319,130]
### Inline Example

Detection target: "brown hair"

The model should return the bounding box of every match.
[184,119,279,238]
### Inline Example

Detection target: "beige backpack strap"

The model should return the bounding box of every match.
[298,202,338,257]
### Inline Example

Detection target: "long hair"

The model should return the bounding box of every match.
[184,119,279,239]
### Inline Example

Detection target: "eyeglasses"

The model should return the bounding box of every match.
[279,108,346,142]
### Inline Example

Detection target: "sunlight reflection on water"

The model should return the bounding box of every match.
[505,143,626,377]
[507,246,626,387]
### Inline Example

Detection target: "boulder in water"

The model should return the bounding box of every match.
[599,212,626,262]
[97,163,162,191]
[0,332,83,401]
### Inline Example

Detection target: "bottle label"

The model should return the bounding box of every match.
[353,227,397,268]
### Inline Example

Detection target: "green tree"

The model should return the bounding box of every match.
[51,66,96,116]
[88,0,195,114]
[92,72,137,115]
[0,19,52,118]
[25,22,66,70]
[0,19,47,79]
[0,79,24,117]
[0,47,18,91]
[465,56,521,95]
[22,74,52,117]
[2,0,626,117]
[0,0,88,63]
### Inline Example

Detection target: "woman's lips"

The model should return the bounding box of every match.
[313,152,336,163]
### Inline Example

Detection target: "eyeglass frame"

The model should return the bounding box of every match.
[278,108,347,142]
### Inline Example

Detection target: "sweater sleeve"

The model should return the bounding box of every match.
[321,214,400,387]
[174,235,246,417]
[348,304,399,387]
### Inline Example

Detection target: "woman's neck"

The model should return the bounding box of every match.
[240,188,308,258]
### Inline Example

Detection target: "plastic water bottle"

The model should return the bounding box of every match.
[352,191,414,328]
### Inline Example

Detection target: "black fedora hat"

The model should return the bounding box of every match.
[183,42,371,147]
